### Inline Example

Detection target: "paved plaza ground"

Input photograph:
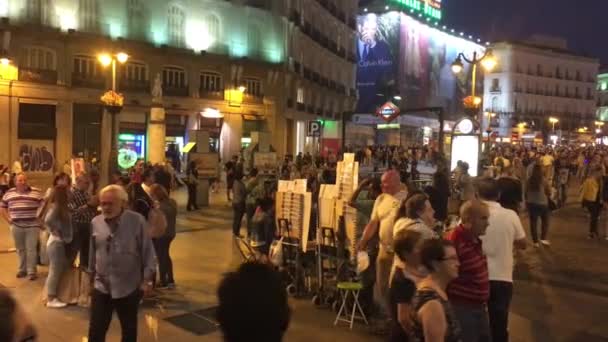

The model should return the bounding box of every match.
[1,185,608,341]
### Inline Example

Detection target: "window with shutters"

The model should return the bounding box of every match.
[122,62,147,81]
[21,47,56,70]
[73,55,99,77]
[167,4,185,47]
[162,66,187,88]
[200,72,223,92]
[244,78,262,97]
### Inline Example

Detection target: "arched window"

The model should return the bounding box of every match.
[248,24,261,57]
[167,4,185,47]
[78,0,99,32]
[205,14,220,41]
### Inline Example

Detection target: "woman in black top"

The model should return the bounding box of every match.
[126,182,152,219]
[389,229,426,341]
[186,161,199,211]
[412,239,462,342]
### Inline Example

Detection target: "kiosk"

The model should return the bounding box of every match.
[450,117,481,177]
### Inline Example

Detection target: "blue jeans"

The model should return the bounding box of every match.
[452,303,491,342]
[46,240,67,298]
[10,226,39,275]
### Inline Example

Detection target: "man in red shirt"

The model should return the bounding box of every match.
[447,199,491,342]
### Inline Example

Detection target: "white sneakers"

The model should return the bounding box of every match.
[46,298,67,308]
[540,240,551,246]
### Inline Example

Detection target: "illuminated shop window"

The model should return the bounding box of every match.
[297,87,304,104]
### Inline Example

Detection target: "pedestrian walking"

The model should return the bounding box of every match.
[186,161,199,211]
[411,238,462,342]
[526,164,552,247]
[0,173,43,280]
[477,178,527,342]
[580,166,604,239]
[446,199,491,342]
[44,185,73,308]
[150,184,177,289]
[231,171,246,237]
[245,168,260,238]
[87,185,157,342]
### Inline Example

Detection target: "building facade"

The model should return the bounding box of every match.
[483,36,599,141]
[596,72,608,122]
[0,0,357,185]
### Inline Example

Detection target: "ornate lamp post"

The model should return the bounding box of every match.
[451,49,497,153]
[98,52,129,181]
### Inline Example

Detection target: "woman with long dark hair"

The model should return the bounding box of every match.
[44,186,73,308]
[150,184,177,288]
[526,163,551,247]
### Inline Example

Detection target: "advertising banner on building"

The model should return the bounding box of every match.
[18,140,55,174]
[355,12,484,118]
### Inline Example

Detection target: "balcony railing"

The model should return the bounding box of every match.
[490,86,501,93]
[199,89,224,100]
[19,67,57,84]
[296,103,305,111]
[72,73,106,89]
[164,85,189,97]
[119,79,149,93]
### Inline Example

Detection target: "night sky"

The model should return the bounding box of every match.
[442,0,607,66]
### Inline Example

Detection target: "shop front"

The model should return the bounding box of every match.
[118,110,147,171]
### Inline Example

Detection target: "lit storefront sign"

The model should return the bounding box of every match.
[389,0,442,20]
[118,134,145,170]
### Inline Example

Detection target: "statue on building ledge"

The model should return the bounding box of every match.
[152,73,163,105]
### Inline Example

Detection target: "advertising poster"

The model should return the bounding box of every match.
[70,158,85,184]
[355,12,484,118]
[117,134,145,170]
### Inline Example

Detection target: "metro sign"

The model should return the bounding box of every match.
[375,101,401,123]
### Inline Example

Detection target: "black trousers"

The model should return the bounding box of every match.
[186,183,197,210]
[488,281,513,342]
[527,203,549,243]
[245,203,256,237]
[88,288,142,342]
[153,236,175,285]
[232,202,246,236]
[584,201,602,236]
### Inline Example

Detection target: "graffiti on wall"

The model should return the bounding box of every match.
[19,140,55,173]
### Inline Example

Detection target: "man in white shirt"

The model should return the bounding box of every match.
[476,178,527,342]
[357,170,407,312]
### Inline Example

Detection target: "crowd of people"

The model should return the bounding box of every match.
[3,141,608,342]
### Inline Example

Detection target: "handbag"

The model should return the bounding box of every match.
[147,207,168,238]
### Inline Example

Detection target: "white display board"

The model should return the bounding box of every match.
[450,135,480,177]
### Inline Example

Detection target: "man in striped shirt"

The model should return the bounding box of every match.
[0,173,43,280]
[447,199,491,342]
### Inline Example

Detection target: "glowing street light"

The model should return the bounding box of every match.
[451,48,498,104]
[451,56,464,74]
[549,117,559,132]
[98,52,129,91]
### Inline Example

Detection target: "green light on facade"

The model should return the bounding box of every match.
[601,82,607,91]
[390,0,442,20]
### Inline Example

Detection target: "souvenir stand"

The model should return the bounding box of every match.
[312,153,359,308]
[275,179,312,295]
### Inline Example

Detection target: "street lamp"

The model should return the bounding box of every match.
[549,117,559,132]
[451,48,497,100]
[98,52,129,182]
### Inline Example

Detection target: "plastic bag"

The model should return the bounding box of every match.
[356,251,370,274]
[269,237,284,267]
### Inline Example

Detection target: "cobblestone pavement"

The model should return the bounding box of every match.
[0,185,607,341]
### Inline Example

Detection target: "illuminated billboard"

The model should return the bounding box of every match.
[355,12,484,118]
[389,0,442,20]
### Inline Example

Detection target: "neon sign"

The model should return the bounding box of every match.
[390,0,442,20]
